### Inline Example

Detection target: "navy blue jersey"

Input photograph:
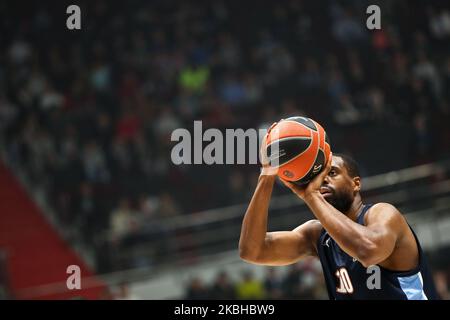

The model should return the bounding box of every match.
[317,204,440,300]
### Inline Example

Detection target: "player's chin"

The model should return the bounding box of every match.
[321,191,334,199]
[322,193,335,203]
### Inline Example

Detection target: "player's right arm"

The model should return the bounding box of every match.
[239,129,322,266]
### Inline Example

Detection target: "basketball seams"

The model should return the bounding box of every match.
[265,121,314,170]
[266,120,313,143]
[284,118,318,131]
[305,119,330,182]
[266,136,311,150]
[269,138,314,168]
[299,130,321,183]
[313,119,331,164]
[283,119,317,132]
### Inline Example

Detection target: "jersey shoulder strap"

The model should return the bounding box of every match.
[356,203,374,225]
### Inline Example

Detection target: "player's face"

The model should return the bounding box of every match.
[320,156,359,213]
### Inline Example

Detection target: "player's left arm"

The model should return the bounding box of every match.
[281,155,404,268]
[304,198,403,268]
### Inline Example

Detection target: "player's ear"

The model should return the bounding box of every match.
[353,176,361,193]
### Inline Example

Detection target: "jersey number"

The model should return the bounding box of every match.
[335,267,354,294]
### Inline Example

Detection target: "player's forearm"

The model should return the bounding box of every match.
[239,174,276,260]
[304,192,374,261]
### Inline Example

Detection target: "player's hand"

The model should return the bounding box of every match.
[280,153,333,201]
[260,122,279,176]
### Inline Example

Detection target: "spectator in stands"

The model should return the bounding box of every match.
[282,263,303,299]
[157,192,181,218]
[312,271,328,300]
[138,194,159,221]
[76,181,99,243]
[434,270,450,300]
[116,109,141,142]
[179,61,210,94]
[99,286,114,300]
[428,9,450,40]
[299,58,322,90]
[228,170,250,205]
[110,197,138,244]
[235,270,266,299]
[184,277,210,300]
[411,112,433,165]
[412,52,442,102]
[82,140,110,183]
[263,268,283,299]
[330,5,366,45]
[297,259,320,299]
[114,282,141,300]
[209,271,236,299]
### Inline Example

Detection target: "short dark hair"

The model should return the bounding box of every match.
[333,153,360,178]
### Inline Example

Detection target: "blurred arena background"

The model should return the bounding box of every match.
[1,0,450,300]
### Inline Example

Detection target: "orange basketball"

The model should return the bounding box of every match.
[265,116,331,185]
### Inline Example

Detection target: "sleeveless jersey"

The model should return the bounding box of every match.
[316,204,440,300]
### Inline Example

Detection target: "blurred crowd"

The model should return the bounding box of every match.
[1,0,450,273]
[184,260,328,300]
[183,260,450,300]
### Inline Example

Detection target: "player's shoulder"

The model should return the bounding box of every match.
[295,219,323,257]
[302,219,323,231]
[293,219,322,234]
[365,202,406,225]
[302,219,324,242]
[292,219,323,239]
[368,202,401,215]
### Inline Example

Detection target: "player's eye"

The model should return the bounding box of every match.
[329,170,336,176]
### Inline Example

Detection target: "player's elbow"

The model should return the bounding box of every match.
[239,247,260,263]
[239,242,267,264]
[240,253,256,264]
[239,241,258,262]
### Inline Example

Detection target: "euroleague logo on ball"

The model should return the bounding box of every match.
[283,170,294,178]
[313,164,323,174]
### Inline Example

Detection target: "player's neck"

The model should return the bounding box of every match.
[345,196,363,222]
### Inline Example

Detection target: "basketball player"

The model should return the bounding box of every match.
[239,132,439,300]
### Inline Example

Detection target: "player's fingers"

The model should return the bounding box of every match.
[261,122,278,166]
[327,152,333,168]
[261,165,279,176]
[321,152,332,174]
[260,133,270,165]
[318,152,333,178]
[307,152,332,188]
